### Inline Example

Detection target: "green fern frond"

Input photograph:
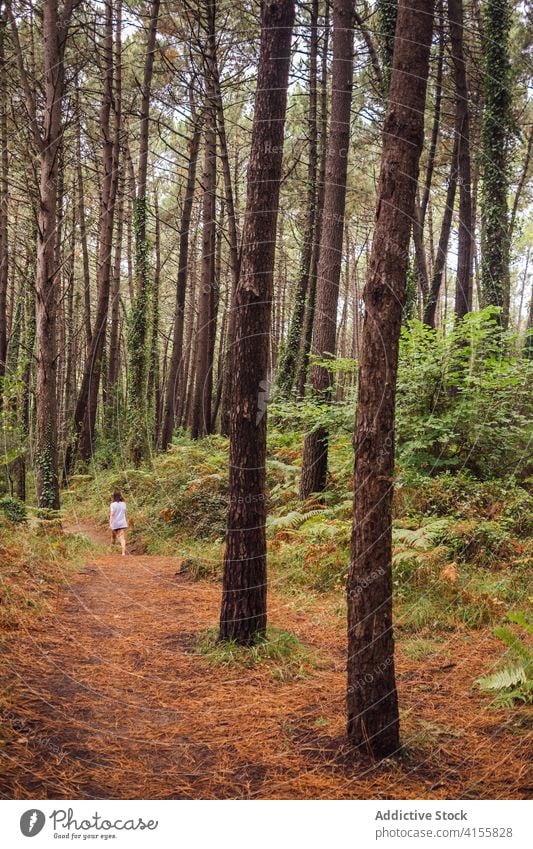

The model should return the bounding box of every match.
[477,664,527,692]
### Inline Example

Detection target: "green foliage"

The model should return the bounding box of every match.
[0,495,26,524]
[396,310,533,478]
[197,626,318,680]
[477,611,533,706]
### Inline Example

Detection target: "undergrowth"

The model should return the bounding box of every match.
[196,626,319,681]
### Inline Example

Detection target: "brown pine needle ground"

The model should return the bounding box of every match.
[0,521,531,799]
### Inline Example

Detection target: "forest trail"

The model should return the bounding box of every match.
[0,521,530,800]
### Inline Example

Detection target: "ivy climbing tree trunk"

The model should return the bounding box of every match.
[480,0,511,327]
[347,0,434,759]
[299,0,354,499]
[126,0,160,465]
[219,0,295,644]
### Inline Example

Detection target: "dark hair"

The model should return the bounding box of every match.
[113,490,124,502]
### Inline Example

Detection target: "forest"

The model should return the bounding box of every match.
[0,0,532,801]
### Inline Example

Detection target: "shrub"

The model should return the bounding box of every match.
[397,309,533,479]
[0,495,27,524]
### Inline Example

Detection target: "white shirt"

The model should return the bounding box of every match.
[110,501,127,530]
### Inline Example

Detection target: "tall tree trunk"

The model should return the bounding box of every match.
[299,0,354,499]
[296,0,329,399]
[191,7,217,440]
[347,0,434,759]
[106,168,125,409]
[0,14,9,399]
[276,0,319,398]
[160,117,202,449]
[149,192,161,445]
[480,0,511,327]
[126,0,160,465]
[76,86,92,350]
[9,0,80,509]
[66,0,121,473]
[423,135,459,327]
[219,0,295,644]
[449,0,473,319]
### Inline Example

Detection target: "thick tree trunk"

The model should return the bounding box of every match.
[300,0,354,499]
[347,0,434,758]
[219,0,295,644]
[0,15,8,397]
[24,0,79,509]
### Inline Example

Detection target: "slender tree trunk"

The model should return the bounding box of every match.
[191,91,216,438]
[423,135,459,327]
[449,0,473,319]
[296,0,329,399]
[347,0,434,759]
[300,0,354,499]
[76,86,92,350]
[150,192,161,445]
[220,0,295,644]
[160,118,202,448]
[276,0,319,398]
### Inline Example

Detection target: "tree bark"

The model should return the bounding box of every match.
[220,0,295,644]
[0,14,9,399]
[480,0,511,327]
[423,134,459,327]
[65,0,121,473]
[276,0,319,398]
[160,117,202,448]
[449,0,473,319]
[8,0,80,508]
[347,0,434,759]
[300,0,354,499]
[126,0,160,464]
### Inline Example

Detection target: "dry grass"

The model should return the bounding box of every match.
[0,521,531,800]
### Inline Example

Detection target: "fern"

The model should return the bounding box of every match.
[267,508,329,534]
[477,665,527,692]
[476,611,533,706]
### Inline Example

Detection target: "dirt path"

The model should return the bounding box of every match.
[0,522,530,799]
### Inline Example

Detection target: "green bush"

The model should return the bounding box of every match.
[0,495,27,524]
[396,309,533,479]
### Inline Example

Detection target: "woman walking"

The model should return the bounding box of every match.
[109,490,128,555]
